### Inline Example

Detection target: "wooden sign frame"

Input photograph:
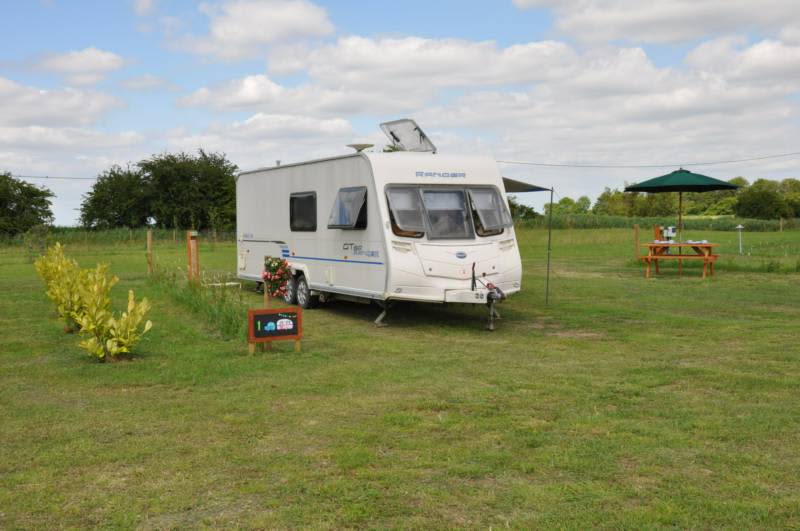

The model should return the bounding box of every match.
[247,307,302,354]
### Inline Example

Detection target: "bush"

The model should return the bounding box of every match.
[34,243,153,361]
[74,285,152,362]
[34,243,86,332]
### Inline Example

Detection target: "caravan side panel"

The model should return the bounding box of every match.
[236,156,388,299]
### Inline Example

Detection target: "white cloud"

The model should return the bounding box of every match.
[0,77,124,126]
[180,74,401,116]
[37,47,126,85]
[133,0,155,16]
[269,36,576,88]
[173,0,333,61]
[167,113,354,169]
[182,37,578,115]
[686,38,800,85]
[513,0,800,44]
[0,126,142,150]
[120,74,177,91]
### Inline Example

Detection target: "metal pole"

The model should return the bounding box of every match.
[545,187,554,305]
[737,225,744,255]
[678,191,683,242]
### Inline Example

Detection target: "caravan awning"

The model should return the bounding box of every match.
[502,177,550,193]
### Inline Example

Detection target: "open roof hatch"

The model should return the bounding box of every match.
[380,119,437,153]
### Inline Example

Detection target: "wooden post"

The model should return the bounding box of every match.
[173,228,177,244]
[146,229,153,275]
[294,339,301,352]
[186,230,192,279]
[186,230,200,281]
[633,224,640,260]
[263,288,271,307]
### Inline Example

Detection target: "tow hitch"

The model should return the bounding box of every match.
[485,282,506,331]
[472,262,506,331]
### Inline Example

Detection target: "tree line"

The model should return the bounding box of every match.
[542,176,800,220]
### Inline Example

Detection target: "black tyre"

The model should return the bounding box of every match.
[282,275,298,305]
[295,275,319,309]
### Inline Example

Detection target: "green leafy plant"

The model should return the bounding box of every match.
[34,243,153,360]
[73,265,152,361]
[34,243,86,332]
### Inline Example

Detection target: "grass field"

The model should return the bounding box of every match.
[1,228,799,528]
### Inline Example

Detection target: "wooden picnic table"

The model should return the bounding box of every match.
[641,242,719,279]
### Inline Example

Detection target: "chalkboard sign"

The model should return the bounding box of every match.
[248,308,302,343]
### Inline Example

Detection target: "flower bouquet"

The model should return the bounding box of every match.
[262,256,292,299]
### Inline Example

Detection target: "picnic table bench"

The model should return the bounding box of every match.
[640,242,719,279]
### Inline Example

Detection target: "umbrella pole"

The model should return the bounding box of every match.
[678,191,683,242]
[545,187,554,305]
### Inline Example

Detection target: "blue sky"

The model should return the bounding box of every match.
[2,0,799,224]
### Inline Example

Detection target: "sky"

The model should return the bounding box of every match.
[2,0,800,225]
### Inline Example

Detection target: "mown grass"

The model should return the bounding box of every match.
[1,228,799,528]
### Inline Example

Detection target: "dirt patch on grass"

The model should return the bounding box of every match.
[549,329,604,339]
[511,316,605,340]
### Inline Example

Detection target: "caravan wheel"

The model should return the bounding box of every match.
[296,275,319,309]
[282,276,297,305]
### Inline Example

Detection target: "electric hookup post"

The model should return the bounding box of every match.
[248,308,303,354]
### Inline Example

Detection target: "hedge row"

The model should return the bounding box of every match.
[519,215,799,232]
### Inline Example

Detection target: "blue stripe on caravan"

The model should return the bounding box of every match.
[290,255,384,265]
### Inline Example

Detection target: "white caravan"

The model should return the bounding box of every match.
[235,120,523,327]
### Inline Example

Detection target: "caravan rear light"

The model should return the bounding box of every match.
[499,238,515,250]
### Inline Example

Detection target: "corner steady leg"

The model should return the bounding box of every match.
[374,301,389,327]
[486,299,497,331]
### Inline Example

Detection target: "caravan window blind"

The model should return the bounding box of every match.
[290,192,316,231]
[327,186,367,229]
[386,187,425,237]
[421,190,473,239]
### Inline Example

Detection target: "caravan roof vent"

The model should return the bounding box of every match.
[347,143,374,152]
[380,118,437,153]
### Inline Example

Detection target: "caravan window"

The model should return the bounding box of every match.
[468,188,512,236]
[328,186,367,229]
[290,192,317,231]
[421,190,473,239]
[386,187,424,238]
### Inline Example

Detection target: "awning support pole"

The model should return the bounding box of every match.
[545,187,554,306]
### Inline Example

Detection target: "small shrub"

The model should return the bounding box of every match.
[34,243,86,332]
[34,243,153,360]
[73,265,151,362]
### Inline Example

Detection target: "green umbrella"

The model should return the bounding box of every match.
[625,168,739,240]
